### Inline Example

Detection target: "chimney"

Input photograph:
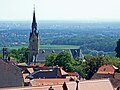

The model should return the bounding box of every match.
[55,65,59,78]
[76,79,80,90]
[3,46,8,62]
[62,82,68,90]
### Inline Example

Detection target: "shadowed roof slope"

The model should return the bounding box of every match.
[0,60,23,87]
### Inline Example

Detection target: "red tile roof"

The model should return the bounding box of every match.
[66,79,114,90]
[30,78,69,86]
[17,63,28,66]
[67,72,79,76]
[0,79,114,90]
[59,68,68,76]
[97,64,117,74]
[27,68,34,74]
[22,73,29,83]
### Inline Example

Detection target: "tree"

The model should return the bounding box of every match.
[9,47,28,63]
[115,39,120,57]
[54,50,74,72]
[84,56,106,79]
[73,57,87,78]
[45,53,57,66]
[0,52,2,58]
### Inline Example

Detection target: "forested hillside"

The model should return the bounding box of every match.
[0,21,120,56]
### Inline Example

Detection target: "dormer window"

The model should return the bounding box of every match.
[75,50,77,53]
[103,68,106,71]
[52,50,55,53]
[42,50,45,53]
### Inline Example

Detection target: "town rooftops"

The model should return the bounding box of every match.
[0,79,114,90]
[27,66,69,79]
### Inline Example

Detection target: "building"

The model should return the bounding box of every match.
[0,79,114,90]
[27,66,70,79]
[92,64,120,88]
[0,60,23,88]
[28,8,84,64]
[28,7,40,63]
[92,64,119,79]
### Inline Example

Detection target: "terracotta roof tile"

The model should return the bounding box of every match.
[27,68,34,74]
[66,79,114,90]
[23,73,29,82]
[67,72,79,76]
[59,68,68,76]
[97,64,117,74]
[0,79,114,90]
[17,63,28,66]
[30,78,69,86]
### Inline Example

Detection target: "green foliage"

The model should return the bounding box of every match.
[0,52,3,58]
[52,37,117,53]
[45,53,57,66]
[84,56,105,79]
[9,47,28,63]
[45,52,120,79]
[54,50,74,72]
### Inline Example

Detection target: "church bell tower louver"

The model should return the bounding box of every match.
[28,7,40,64]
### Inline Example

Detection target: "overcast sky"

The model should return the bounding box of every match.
[0,0,120,21]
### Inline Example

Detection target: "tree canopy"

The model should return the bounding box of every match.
[54,50,74,72]
[45,51,120,79]
[9,47,28,63]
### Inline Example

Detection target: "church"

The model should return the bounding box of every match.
[28,8,84,64]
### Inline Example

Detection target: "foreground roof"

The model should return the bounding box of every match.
[0,60,23,87]
[1,79,114,90]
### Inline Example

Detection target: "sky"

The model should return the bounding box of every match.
[0,0,120,21]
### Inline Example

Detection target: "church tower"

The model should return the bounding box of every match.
[28,7,40,64]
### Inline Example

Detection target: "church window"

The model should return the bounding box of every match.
[42,50,45,53]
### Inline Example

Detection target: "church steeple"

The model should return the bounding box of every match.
[32,7,37,33]
[29,6,40,64]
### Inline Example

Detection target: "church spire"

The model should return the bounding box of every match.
[32,6,37,32]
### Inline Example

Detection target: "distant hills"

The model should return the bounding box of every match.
[0,21,120,56]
